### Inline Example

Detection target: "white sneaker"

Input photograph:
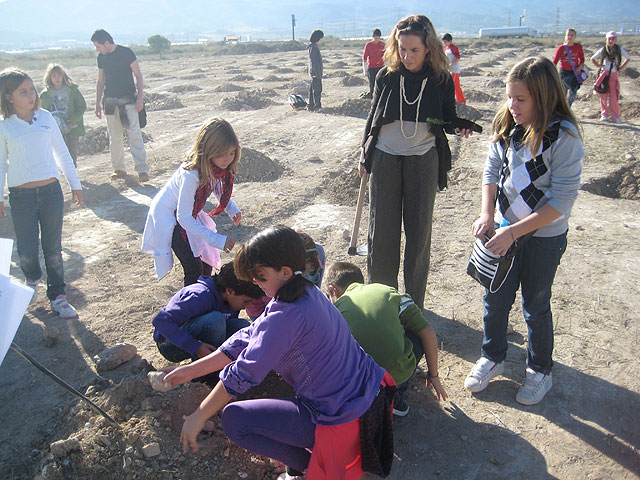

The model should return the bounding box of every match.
[516,368,552,405]
[613,118,623,124]
[50,295,78,319]
[464,357,504,393]
[26,279,39,304]
[276,473,303,480]
[599,115,608,121]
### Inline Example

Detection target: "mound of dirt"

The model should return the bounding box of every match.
[191,68,205,73]
[456,102,483,122]
[219,90,275,111]
[581,159,640,200]
[79,126,109,155]
[288,81,308,95]
[148,72,165,78]
[328,70,350,78]
[216,40,306,56]
[461,66,482,76]
[341,75,367,87]
[144,92,185,111]
[464,89,499,103]
[620,101,640,119]
[181,74,205,80]
[263,75,287,82]
[31,368,289,480]
[622,67,640,79]
[215,83,244,92]
[323,165,365,206]
[274,67,294,74]
[235,148,284,182]
[486,78,505,89]
[333,61,349,68]
[169,84,202,93]
[325,98,370,119]
[231,74,254,82]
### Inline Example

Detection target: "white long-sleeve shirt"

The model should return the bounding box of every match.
[141,165,240,279]
[0,109,81,198]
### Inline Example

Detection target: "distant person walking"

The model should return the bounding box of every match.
[442,33,466,104]
[0,68,83,318]
[308,29,324,112]
[362,28,385,97]
[552,28,585,107]
[40,64,87,167]
[91,29,149,181]
[591,31,631,123]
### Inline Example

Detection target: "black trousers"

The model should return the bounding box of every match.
[171,225,212,286]
[308,76,322,110]
[368,67,382,95]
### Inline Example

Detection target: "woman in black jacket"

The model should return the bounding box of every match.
[359,14,471,308]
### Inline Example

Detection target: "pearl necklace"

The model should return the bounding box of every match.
[399,75,428,139]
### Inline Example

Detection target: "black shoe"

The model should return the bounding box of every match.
[392,396,410,417]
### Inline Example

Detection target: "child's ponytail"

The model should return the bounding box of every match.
[234,226,311,303]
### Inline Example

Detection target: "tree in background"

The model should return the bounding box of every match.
[148,35,171,59]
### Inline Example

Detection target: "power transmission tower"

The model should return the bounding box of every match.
[291,14,296,41]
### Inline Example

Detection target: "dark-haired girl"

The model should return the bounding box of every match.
[164,226,394,479]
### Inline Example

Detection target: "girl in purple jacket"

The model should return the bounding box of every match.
[164,226,385,478]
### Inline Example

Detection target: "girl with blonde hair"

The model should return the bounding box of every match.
[40,64,86,166]
[465,57,583,405]
[359,14,472,308]
[142,118,242,285]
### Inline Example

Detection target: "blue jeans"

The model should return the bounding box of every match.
[8,181,65,300]
[560,69,579,106]
[481,232,568,374]
[397,329,425,397]
[157,311,249,362]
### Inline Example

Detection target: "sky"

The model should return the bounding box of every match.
[0,0,638,51]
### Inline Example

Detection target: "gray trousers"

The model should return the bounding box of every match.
[367,147,439,307]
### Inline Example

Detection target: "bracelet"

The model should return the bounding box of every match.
[509,226,516,242]
[427,371,438,379]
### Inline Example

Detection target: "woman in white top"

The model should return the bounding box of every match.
[0,68,83,318]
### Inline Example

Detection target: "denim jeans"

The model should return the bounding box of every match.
[157,311,249,362]
[481,232,568,374]
[396,329,425,398]
[8,180,65,300]
[560,69,579,107]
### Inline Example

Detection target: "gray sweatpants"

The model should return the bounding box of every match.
[367,147,439,307]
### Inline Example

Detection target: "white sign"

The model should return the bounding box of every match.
[0,238,31,367]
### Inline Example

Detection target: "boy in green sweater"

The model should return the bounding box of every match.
[326,262,448,416]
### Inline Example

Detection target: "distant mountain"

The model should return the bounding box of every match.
[0,0,637,51]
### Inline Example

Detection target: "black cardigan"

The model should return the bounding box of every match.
[361,64,456,190]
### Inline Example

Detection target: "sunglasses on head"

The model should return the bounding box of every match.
[398,21,426,33]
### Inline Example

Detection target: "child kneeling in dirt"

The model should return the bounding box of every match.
[325,262,448,417]
[153,262,263,363]
[164,226,395,480]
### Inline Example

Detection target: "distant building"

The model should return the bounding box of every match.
[224,35,240,44]
[478,27,537,38]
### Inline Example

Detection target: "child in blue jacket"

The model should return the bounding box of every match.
[153,262,264,362]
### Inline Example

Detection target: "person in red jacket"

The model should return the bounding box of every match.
[362,28,385,97]
[552,28,585,107]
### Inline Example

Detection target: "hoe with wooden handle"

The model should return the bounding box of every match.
[348,172,369,255]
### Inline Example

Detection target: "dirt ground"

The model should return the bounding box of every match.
[1,38,639,480]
